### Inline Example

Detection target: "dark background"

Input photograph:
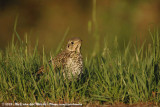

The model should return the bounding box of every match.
[0,0,160,54]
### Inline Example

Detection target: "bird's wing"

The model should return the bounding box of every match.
[36,50,70,75]
[52,50,70,68]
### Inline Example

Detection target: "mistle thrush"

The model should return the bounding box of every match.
[37,37,83,80]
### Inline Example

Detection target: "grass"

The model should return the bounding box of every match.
[0,29,160,106]
[0,0,160,105]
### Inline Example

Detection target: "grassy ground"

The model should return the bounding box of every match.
[0,30,160,106]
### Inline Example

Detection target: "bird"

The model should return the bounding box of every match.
[37,37,83,80]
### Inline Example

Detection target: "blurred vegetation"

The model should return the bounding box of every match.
[0,0,160,56]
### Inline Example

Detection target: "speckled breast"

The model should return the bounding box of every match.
[64,52,83,80]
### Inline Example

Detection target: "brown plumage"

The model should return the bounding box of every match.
[37,37,83,80]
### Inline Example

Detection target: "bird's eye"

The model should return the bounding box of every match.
[71,42,74,44]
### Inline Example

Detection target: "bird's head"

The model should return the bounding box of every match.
[66,37,82,53]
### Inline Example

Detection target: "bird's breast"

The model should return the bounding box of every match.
[65,53,83,79]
